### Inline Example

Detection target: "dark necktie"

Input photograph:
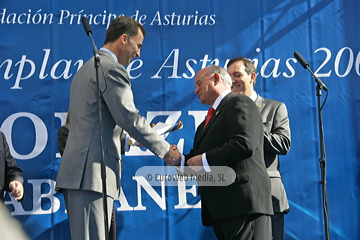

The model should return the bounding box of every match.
[203,107,215,129]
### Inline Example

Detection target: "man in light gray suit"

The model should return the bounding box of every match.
[56,16,180,240]
[227,57,291,240]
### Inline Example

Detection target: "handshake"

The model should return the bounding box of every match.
[163,144,182,166]
[163,145,204,172]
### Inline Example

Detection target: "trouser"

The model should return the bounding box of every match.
[63,189,114,240]
[212,213,272,240]
[271,212,285,240]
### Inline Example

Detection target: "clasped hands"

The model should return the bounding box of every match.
[163,145,204,172]
[163,145,181,166]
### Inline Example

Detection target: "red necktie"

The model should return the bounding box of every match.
[203,107,215,129]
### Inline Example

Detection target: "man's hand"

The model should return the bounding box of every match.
[9,180,24,201]
[186,155,203,172]
[164,145,181,166]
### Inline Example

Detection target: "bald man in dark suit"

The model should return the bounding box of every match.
[174,65,273,239]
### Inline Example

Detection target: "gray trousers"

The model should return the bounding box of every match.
[63,189,114,240]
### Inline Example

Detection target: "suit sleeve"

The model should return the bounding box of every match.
[101,64,169,158]
[184,151,196,162]
[2,133,24,193]
[263,103,291,155]
[206,97,264,166]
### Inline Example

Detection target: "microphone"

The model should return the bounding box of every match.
[294,51,309,69]
[81,15,108,240]
[82,16,92,35]
[81,16,99,60]
[294,51,328,91]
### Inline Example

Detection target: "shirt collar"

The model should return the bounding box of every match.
[100,47,118,63]
[249,90,257,102]
[212,90,231,110]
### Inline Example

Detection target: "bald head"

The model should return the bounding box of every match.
[194,65,232,105]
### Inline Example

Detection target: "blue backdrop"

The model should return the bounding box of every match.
[1,0,359,239]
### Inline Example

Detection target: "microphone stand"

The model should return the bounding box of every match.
[82,18,109,240]
[306,66,330,240]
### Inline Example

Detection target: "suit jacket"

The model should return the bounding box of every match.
[0,131,24,202]
[56,50,169,199]
[255,95,291,213]
[58,124,127,157]
[185,92,273,226]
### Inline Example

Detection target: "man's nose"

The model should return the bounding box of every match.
[194,87,199,94]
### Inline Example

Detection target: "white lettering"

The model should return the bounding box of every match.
[58,10,70,24]
[5,179,60,215]
[132,176,166,210]
[116,186,133,211]
[50,59,73,79]
[39,49,50,79]
[174,181,201,209]
[260,58,281,78]
[1,113,47,159]
[182,59,197,79]
[127,59,143,79]
[283,58,296,78]
[152,49,181,79]
[188,111,207,131]
[0,59,13,80]
[12,55,36,89]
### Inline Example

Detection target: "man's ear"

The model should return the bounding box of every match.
[213,73,221,85]
[250,72,257,85]
[118,34,128,46]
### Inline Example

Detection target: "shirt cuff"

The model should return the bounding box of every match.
[124,132,130,152]
[174,154,185,172]
[165,143,170,155]
[202,153,211,172]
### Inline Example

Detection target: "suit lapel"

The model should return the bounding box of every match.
[254,94,266,113]
[194,92,234,148]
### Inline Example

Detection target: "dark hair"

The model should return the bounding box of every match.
[227,57,257,85]
[227,57,256,76]
[104,16,146,45]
